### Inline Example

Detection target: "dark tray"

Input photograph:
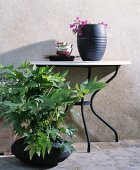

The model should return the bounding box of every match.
[48,55,75,61]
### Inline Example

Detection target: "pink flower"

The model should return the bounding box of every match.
[100,22,108,28]
[70,18,108,35]
[70,17,88,35]
[69,23,76,28]
[76,17,80,20]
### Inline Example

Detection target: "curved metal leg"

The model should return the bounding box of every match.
[90,66,119,142]
[81,98,90,152]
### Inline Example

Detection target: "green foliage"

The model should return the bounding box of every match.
[0,61,106,159]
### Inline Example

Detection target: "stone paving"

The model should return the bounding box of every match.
[0,140,140,170]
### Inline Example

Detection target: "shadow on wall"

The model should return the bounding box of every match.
[0,40,119,142]
[0,40,56,66]
[54,66,117,86]
[0,39,117,82]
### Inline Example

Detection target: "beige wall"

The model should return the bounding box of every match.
[0,0,140,143]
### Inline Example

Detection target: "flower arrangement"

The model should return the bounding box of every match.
[69,17,108,35]
[69,17,88,35]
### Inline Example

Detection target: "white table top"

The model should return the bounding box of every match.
[30,60,131,66]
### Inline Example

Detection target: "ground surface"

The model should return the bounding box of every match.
[0,140,140,170]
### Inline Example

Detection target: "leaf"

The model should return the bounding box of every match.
[41,143,47,159]
[36,145,41,157]
[37,131,52,159]
[75,83,80,91]
[18,61,31,69]
[93,76,97,82]
[62,141,75,153]
[38,131,47,139]
[4,101,18,107]
[29,146,35,160]
[59,70,68,78]
[79,78,106,95]
[0,64,4,70]
[70,109,80,120]
[59,127,66,133]
[46,140,52,154]
[50,130,57,141]
[38,67,46,75]
[24,145,30,151]
[65,126,76,138]
[3,65,14,70]
[24,143,36,160]
[32,64,37,71]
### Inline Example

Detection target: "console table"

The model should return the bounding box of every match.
[30,60,131,152]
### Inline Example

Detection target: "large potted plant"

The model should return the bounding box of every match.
[0,62,106,167]
[70,17,108,61]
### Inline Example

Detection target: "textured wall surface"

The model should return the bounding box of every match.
[0,0,140,146]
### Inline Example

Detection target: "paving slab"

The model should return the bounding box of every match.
[0,140,140,170]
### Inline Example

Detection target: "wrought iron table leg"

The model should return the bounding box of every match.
[90,66,119,142]
[81,98,90,152]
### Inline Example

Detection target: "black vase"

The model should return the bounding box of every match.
[11,138,71,167]
[77,24,107,61]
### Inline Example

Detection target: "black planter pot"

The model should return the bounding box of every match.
[77,24,107,61]
[11,138,71,167]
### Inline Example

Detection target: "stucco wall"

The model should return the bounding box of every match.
[0,0,140,144]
